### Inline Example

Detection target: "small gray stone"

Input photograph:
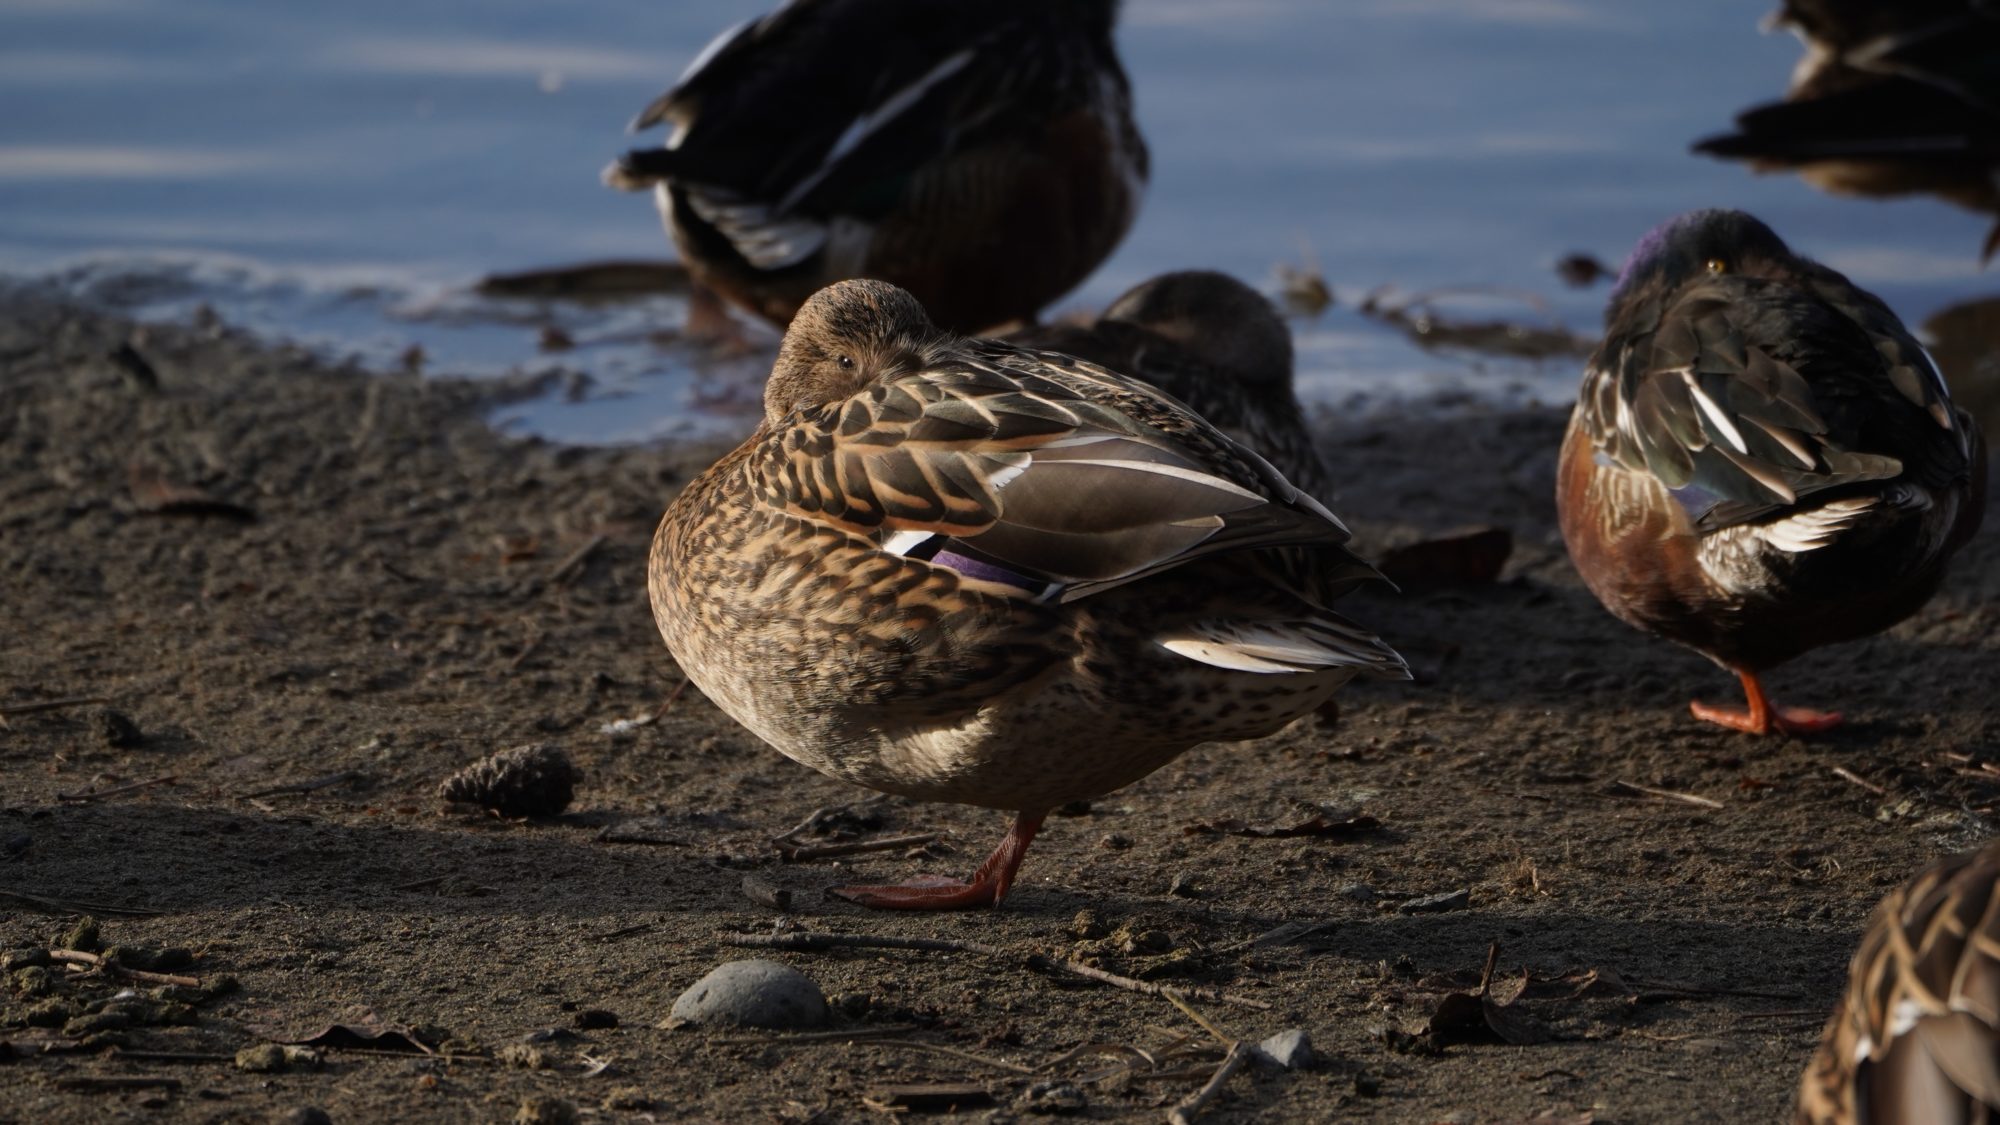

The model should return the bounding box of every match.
[1014,1081,1087,1114]
[1338,882,1377,903]
[664,959,829,1031]
[1254,1028,1314,1070]
[1397,888,1471,915]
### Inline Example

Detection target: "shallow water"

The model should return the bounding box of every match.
[4,0,1993,442]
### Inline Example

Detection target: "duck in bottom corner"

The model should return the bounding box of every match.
[1797,841,2000,1123]
[648,278,1406,910]
[1557,208,1985,736]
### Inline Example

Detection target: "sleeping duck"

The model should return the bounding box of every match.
[1557,210,1984,735]
[605,0,1147,335]
[1011,270,1335,504]
[650,279,1405,909]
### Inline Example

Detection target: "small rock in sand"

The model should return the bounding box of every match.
[663,959,829,1030]
[1255,1028,1315,1069]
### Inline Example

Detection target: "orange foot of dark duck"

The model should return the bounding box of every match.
[830,812,1046,911]
[1688,670,1843,737]
[1557,210,1984,737]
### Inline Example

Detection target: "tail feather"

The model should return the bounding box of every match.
[1158,617,1408,679]
[603,148,682,191]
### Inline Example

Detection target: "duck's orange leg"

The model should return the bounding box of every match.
[831,811,1046,911]
[1690,669,1843,736]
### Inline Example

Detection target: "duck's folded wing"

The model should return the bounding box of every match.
[1577,281,1926,532]
[613,1,1034,216]
[748,365,1351,601]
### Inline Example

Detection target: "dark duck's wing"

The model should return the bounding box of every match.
[1798,844,2000,1124]
[1577,263,1973,551]
[607,0,1144,329]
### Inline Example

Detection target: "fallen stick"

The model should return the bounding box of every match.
[1830,766,1888,797]
[549,532,607,584]
[1624,977,1802,1002]
[0,696,111,717]
[55,1076,183,1093]
[57,775,177,803]
[774,832,941,862]
[717,932,1271,1011]
[237,771,361,800]
[1026,955,1272,1012]
[1166,1040,1250,1125]
[857,1038,1037,1075]
[49,950,200,988]
[714,1024,918,1046]
[1609,780,1723,810]
[0,890,162,918]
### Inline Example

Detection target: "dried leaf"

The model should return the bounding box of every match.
[276,1018,435,1055]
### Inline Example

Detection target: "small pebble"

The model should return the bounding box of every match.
[1338,882,1378,903]
[1397,888,1472,915]
[573,1008,618,1030]
[1014,1081,1087,1114]
[1096,833,1131,851]
[278,1108,333,1125]
[664,959,829,1030]
[1167,872,1199,898]
[498,1043,552,1070]
[97,708,143,749]
[1353,1071,1382,1097]
[1255,1028,1315,1070]
[3,833,31,860]
[235,1044,288,1073]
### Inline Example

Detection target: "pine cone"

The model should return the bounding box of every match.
[438,744,579,817]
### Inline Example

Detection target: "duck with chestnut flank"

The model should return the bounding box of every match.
[605,0,1147,335]
[1557,210,1984,736]
[649,280,1405,910]
[1010,270,1335,503]
[1797,842,2000,1124]
[1694,1,2000,259]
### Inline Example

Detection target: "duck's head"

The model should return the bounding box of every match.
[1611,209,1798,310]
[1102,270,1294,391]
[766,280,943,422]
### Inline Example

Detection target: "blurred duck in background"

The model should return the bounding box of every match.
[1557,210,1984,736]
[605,0,1147,337]
[1796,842,2000,1124]
[1694,1,2000,259]
[1010,270,1335,504]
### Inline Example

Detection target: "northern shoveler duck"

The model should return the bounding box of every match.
[1694,1,2000,259]
[1797,842,2000,1124]
[649,279,1405,910]
[1009,270,1334,502]
[604,0,1148,335]
[1557,210,1985,736]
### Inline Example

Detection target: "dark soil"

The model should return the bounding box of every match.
[2,288,1995,1124]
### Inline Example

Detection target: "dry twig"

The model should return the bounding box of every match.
[1609,780,1723,810]
[773,832,942,862]
[0,889,162,917]
[50,949,200,988]
[1830,766,1888,797]
[1166,1041,1251,1125]
[0,696,111,717]
[57,775,177,803]
[549,532,607,584]
[237,771,361,800]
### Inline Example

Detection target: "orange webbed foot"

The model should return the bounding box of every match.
[1690,670,1844,737]
[829,811,1045,912]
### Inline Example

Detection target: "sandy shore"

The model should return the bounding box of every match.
[2,286,1996,1123]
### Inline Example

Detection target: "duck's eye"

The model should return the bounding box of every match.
[836,354,856,370]
[1705,257,1730,275]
